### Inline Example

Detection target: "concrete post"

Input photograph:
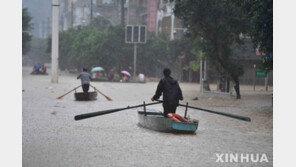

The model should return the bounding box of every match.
[170,14,175,40]
[253,64,256,91]
[133,43,137,79]
[51,0,59,83]
[204,58,207,80]
[200,59,203,92]
[265,72,269,91]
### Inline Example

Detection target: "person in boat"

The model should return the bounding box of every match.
[151,68,183,117]
[32,63,41,73]
[77,68,92,93]
[41,65,47,74]
[36,63,41,72]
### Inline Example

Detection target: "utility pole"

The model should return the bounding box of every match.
[170,14,175,40]
[51,0,59,83]
[90,0,93,20]
[133,43,137,79]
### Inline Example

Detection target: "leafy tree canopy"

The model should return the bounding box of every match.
[49,16,196,78]
[22,8,33,55]
[234,0,273,72]
[172,0,248,98]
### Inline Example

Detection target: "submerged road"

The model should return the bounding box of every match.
[22,67,273,167]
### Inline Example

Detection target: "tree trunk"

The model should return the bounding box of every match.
[226,77,230,92]
[232,76,241,99]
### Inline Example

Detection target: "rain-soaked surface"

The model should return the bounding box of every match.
[22,67,273,167]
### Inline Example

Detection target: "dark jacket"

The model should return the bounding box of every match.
[153,76,183,107]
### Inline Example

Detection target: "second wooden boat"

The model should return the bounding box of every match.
[74,92,97,101]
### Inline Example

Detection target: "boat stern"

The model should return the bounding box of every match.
[172,120,199,133]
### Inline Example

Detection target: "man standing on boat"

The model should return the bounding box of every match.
[151,68,183,117]
[77,68,92,93]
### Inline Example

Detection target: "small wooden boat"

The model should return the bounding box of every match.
[138,109,199,134]
[30,71,48,75]
[74,91,97,101]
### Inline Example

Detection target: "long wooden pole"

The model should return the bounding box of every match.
[184,102,188,118]
[155,100,251,122]
[74,101,162,120]
[89,84,112,101]
[57,85,81,99]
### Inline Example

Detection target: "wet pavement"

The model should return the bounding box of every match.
[23,67,273,167]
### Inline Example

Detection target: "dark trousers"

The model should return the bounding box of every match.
[163,105,177,117]
[82,84,89,93]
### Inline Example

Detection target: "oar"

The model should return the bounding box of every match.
[74,101,162,121]
[57,85,82,99]
[155,100,251,122]
[90,84,112,101]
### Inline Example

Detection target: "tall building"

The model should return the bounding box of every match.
[59,0,94,29]
[157,0,185,40]
[127,0,147,25]
[96,0,126,25]
[58,0,128,30]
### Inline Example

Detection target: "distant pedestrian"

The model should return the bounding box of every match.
[108,67,116,81]
[122,75,129,82]
[151,68,183,117]
[137,73,145,83]
[77,68,92,93]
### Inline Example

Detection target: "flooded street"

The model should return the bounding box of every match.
[22,67,273,167]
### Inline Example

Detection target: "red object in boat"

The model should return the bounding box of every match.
[173,113,189,122]
[168,113,188,122]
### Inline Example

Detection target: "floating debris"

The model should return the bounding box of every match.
[192,97,198,100]
[51,111,57,115]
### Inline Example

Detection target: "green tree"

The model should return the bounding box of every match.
[172,0,248,99]
[234,0,273,72]
[85,16,112,31]
[22,8,33,55]
[54,15,195,78]
[137,32,170,76]
[27,37,50,63]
